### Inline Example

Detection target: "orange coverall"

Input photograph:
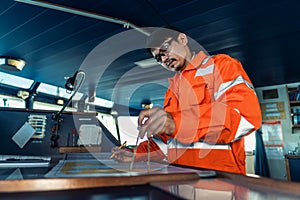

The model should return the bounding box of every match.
[136,51,262,174]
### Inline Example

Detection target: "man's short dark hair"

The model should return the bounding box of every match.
[146,26,182,54]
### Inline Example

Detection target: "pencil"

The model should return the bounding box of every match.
[110,141,127,158]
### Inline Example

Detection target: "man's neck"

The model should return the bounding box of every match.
[179,49,195,72]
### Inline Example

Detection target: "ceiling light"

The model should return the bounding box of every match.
[0,57,26,71]
[134,58,158,68]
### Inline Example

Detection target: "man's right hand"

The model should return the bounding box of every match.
[138,107,175,139]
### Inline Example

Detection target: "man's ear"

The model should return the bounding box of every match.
[177,33,188,45]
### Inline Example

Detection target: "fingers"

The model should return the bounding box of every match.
[111,147,133,162]
[138,108,161,138]
[137,109,150,127]
[138,107,175,138]
[138,114,164,138]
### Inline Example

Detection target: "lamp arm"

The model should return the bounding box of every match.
[52,71,85,121]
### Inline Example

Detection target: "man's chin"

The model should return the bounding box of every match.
[173,65,183,72]
[163,63,181,72]
[167,67,178,72]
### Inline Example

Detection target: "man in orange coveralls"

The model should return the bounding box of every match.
[112,27,262,174]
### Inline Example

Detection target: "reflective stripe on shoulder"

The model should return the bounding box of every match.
[202,56,210,64]
[168,139,231,150]
[214,75,254,100]
[195,64,214,77]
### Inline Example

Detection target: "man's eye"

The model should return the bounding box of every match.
[161,43,169,51]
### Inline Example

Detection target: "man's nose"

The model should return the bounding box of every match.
[161,53,169,64]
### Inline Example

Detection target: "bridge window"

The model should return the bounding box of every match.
[0,72,33,89]
[33,101,76,112]
[37,83,72,99]
[0,94,25,108]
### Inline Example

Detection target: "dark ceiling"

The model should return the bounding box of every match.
[0,0,299,110]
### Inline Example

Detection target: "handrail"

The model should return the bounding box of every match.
[14,0,150,36]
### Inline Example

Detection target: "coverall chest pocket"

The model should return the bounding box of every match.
[164,90,178,112]
[179,82,207,109]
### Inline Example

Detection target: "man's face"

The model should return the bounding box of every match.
[151,37,188,72]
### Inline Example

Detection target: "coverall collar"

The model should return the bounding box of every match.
[182,51,208,72]
[168,51,209,87]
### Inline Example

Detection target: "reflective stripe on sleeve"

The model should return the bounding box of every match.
[214,75,254,100]
[152,137,168,155]
[232,115,255,142]
[168,139,231,150]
